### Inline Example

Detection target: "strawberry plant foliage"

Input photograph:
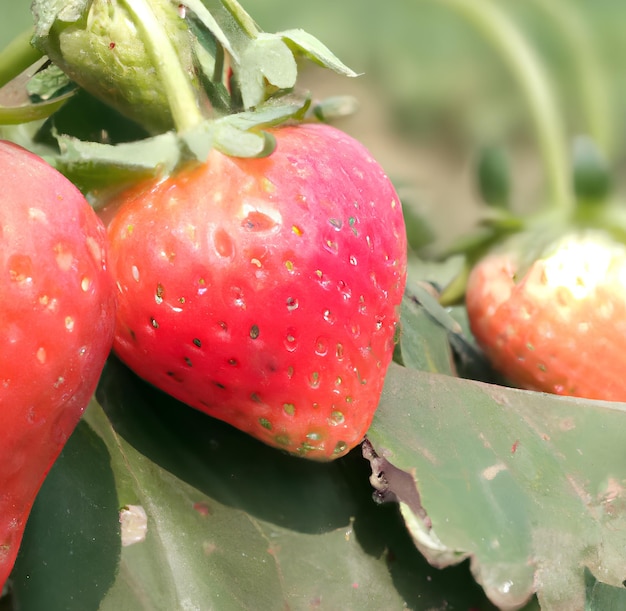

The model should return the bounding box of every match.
[5,0,626,609]
[368,363,626,610]
[13,357,495,611]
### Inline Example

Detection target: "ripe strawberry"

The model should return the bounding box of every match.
[465,230,626,400]
[0,142,116,588]
[104,123,407,460]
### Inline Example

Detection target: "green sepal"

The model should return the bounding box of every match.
[51,131,183,197]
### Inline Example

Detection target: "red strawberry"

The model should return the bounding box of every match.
[0,142,116,587]
[465,229,626,400]
[104,123,407,460]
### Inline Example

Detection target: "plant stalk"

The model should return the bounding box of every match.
[529,0,613,157]
[434,0,574,214]
[120,0,204,133]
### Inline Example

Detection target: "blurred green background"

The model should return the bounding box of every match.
[2,0,626,249]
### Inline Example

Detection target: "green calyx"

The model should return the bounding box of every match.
[29,0,357,141]
[32,0,198,134]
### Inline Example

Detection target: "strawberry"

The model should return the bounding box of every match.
[465,229,626,400]
[104,122,407,460]
[0,141,116,588]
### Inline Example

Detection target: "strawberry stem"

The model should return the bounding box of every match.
[529,0,613,157]
[0,29,43,89]
[119,0,204,134]
[436,0,574,214]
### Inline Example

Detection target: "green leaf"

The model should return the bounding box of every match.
[0,93,74,125]
[395,289,456,375]
[182,99,310,159]
[35,357,493,610]
[26,63,73,101]
[52,131,182,196]
[367,363,626,609]
[0,56,77,125]
[31,0,89,38]
[238,34,298,109]
[585,567,626,610]
[11,417,121,610]
[279,28,359,77]
[180,0,239,60]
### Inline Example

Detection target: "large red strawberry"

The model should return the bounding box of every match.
[104,122,407,460]
[465,229,626,400]
[0,142,116,587]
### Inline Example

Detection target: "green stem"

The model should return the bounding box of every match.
[434,0,574,214]
[529,0,613,157]
[119,0,204,133]
[0,29,44,89]
[220,0,261,37]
